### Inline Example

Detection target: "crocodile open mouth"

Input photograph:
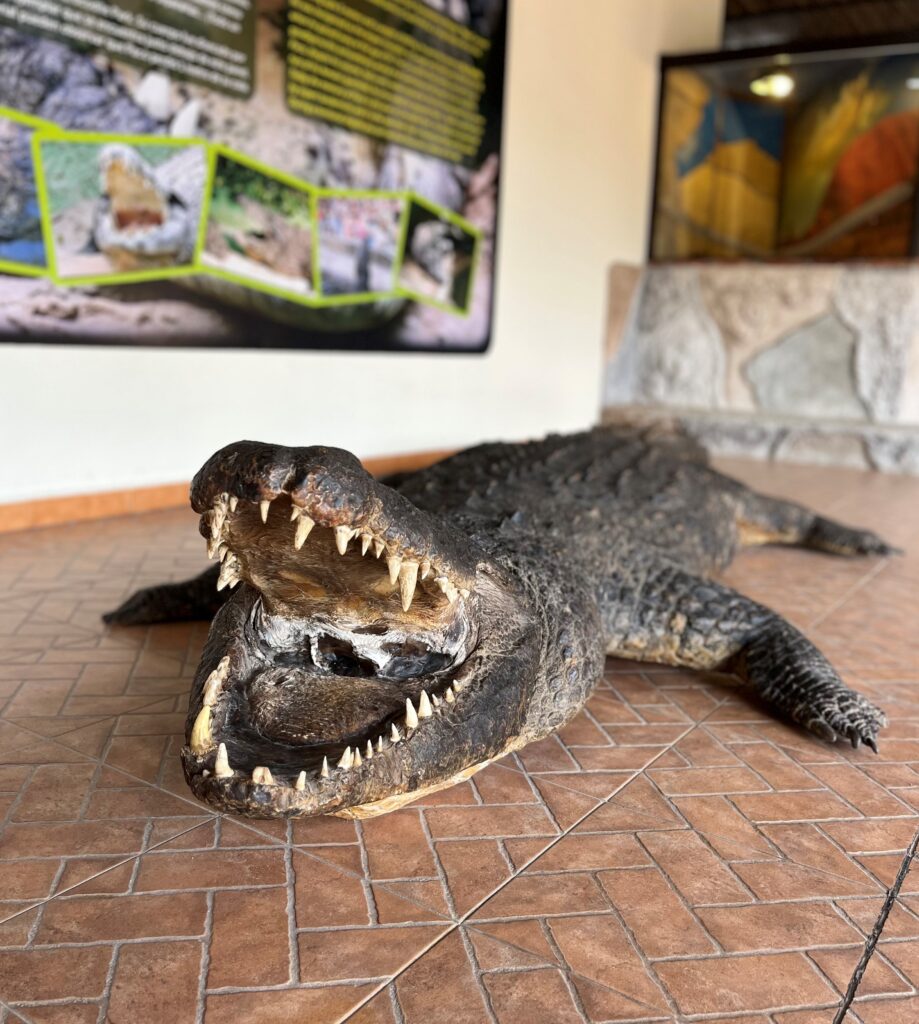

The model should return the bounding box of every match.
[180,441,530,819]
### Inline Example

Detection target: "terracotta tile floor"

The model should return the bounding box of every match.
[0,459,917,1023]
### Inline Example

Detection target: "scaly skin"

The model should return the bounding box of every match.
[105,426,893,818]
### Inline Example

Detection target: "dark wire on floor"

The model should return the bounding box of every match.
[832,824,919,1023]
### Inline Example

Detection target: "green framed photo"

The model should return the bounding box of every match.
[395,193,481,315]
[32,131,208,286]
[198,145,321,306]
[0,106,60,277]
[313,188,408,305]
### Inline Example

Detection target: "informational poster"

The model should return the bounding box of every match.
[0,0,506,351]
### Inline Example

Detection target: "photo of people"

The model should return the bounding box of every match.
[36,136,207,282]
[0,110,47,272]
[397,198,478,312]
[316,194,404,297]
[201,150,315,301]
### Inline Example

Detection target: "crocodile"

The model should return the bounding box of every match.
[93,144,203,271]
[104,426,893,819]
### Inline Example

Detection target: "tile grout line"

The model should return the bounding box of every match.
[0,817,215,929]
[220,815,455,925]
[539,918,593,1023]
[335,699,731,1022]
[807,558,890,633]
[0,998,33,1024]
[832,822,919,1024]
[0,686,190,766]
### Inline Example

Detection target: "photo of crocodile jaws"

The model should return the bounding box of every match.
[104,426,894,819]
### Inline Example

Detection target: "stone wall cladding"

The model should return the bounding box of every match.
[604,263,919,473]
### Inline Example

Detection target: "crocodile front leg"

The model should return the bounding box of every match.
[598,559,886,750]
[104,565,227,625]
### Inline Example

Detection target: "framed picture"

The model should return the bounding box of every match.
[650,38,919,261]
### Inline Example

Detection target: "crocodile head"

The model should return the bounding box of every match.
[93,144,192,271]
[181,442,556,819]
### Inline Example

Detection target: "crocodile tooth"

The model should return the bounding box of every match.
[432,693,442,707]
[399,561,419,611]
[460,588,470,599]
[218,544,229,562]
[259,499,271,523]
[433,576,458,604]
[216,559,238,591]
[203,673,223,707]
[190,705,213,753]
[353,748,362,768]
[453,678,465,692]
[334,525,353,555]
[420,559,432,580]
[206,535,221,559]
[418,690,433,718]
[373,539,385,558]
[210,506,225,540]
[337,747,353,769]
[228,496,239,512]
[214,742,233,778]
[377,736,385,752]
[445,686,455,703]
[295,771,306,791]
[252,766,273,784]
[294,514,315,550]
[405,698,419,730]
[321,756,330,779]
[391,723,402,743]
[361,533,372,556]
[365,740,373,760]
[387,553,403,585]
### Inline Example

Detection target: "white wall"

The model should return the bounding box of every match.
[0,0,722,503]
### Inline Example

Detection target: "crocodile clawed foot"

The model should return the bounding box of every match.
[103,585,163,626]
[805,695,887,753]
[806,517,902,557]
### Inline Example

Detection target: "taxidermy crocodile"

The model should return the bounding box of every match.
[104,426,892,819]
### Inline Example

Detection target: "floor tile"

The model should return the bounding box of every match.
[0,820,453,1023]
[461,728,919,1020]
[1,463,917,1020]
[0,760,213,924]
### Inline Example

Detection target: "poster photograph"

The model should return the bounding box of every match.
[0,0,507,352]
